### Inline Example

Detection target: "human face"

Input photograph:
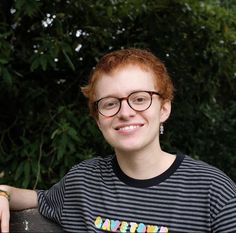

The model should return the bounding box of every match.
[94,65,171,154]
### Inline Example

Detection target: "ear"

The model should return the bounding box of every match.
[160,100,171,123]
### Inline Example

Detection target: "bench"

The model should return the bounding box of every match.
[10,209,64,232]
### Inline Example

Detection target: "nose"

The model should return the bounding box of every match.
[116,99,136,118]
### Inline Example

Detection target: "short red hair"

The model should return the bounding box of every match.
[81,48,174,118]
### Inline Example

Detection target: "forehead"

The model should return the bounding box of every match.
[94,65,156,99]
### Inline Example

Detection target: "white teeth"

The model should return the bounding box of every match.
[118,125,140,131]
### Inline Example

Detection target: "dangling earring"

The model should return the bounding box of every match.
[160,123,164,135]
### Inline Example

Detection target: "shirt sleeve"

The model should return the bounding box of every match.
[37,175,66,225]
[212,197,236,233]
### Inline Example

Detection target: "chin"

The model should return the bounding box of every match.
[114,143,144,153]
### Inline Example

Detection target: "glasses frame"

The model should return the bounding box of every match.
[94,91,160,117]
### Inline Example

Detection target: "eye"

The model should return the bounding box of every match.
[100,98,119,110]
[130,93,149,105]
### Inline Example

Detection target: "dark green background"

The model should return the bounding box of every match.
[0,0,235,188]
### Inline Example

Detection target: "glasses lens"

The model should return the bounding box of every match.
[129,92,151,111]
[98,97,120,116]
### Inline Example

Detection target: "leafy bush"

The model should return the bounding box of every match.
[0,0,235,188]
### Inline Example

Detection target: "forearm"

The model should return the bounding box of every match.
[0,185,38,210]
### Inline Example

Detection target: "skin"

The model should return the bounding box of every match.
[95,64,175,179]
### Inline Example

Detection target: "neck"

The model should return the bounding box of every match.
[115,143,175,180]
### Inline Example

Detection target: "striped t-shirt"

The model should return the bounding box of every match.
[37,153,236,232]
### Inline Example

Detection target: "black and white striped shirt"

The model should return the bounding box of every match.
[37,153,236,232]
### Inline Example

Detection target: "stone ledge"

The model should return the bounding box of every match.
[10,209,63,232]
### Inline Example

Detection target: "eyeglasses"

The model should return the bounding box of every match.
[94,91,160,117]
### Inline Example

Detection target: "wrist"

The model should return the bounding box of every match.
[0,189,10,201]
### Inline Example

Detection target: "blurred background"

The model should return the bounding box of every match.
[0,0,235,188]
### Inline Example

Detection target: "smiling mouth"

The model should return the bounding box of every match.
[116,124,143,131]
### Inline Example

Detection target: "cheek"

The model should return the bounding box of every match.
[96,117,111,133]
[144,106,161,122]
[97,120,115,146]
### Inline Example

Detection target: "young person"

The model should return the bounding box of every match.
[0,48,236,233]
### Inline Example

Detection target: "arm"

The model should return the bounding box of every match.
[212,197,236,233]
[0,185,38,233]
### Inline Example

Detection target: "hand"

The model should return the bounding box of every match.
[0,185,38,233]
[0,195,10,233]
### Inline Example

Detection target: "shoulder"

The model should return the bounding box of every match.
[73,155,113,169]
[179,154,236,195]
[181,154,233,179]
[66,155,114,177]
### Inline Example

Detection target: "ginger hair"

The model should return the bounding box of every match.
[81,48,174,118]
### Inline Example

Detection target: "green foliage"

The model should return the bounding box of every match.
[0,0,235,188]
